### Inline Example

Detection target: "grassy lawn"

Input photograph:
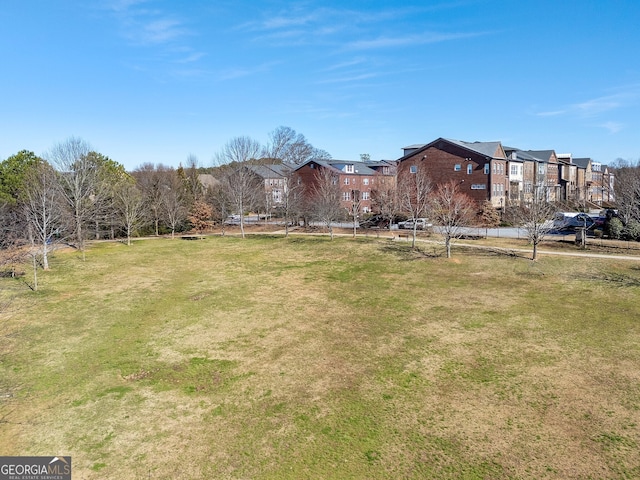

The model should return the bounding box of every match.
[1,235,640,479]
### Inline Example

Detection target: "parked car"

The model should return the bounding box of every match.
[399,218,433,230]
[224,214,241,225]
[359,214,387,228]
[553,212,595,231]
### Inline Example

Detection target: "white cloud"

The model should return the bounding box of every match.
[535,110,566,117]
[175,52,207,64]
[139,19,187,44]
[600,121,624,133]
[317,72,380,84]
[106,0,191,46]
[535,84,640,119]
[345,31,483,50]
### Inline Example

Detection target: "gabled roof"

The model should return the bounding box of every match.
[573,158,592,169]
[363,159,396,167]
[402,144,428,150]
[504,147,555,163]
[267,163,293,176]
[247,164,293,179]
[294,159,382,175]
[325,160,378,175]
[524,150,556,163]
[399,137,507,161]
[293,159,342,174]
[443,138,506,159]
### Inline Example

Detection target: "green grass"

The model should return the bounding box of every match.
[1,236,640,479]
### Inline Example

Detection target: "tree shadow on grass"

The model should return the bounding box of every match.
[378,241,442,260]
[579,270,640,288]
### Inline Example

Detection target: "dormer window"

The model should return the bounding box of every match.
[345,164,354,173]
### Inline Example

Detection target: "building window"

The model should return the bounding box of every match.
[363,178,369,185]
[467,164,473,174]
[511,164,518,175]
[454,164,461,172]
[484,164,490,174]
[362,191,370,200]
[471,184,486,190]
[344,178,349,185]
[410,165,418,174]
[345,164,354,173]
[342,191,350,201]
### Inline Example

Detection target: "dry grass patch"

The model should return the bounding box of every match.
[1,236,640,479]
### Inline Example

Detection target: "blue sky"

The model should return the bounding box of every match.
[2,0,639,170]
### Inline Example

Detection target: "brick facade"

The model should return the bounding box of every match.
[294,160,395,214]
[397,138,508,207]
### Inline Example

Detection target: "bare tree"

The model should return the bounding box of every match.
[348,189,361,238]
[47,137,94,251]
[611,159,640,226]
[397,166,432,248]
[265,126,331,165]
[312,167,342,240]
[21,160,65,270]
[90,153,130,240]
[208,183,233,236]
[430,180,476,258]
[113,178,146,246]
[132,163,173,236]
[371,181,400,232]
[279,172,304,237]
[215,137,264,238]
[515,185,556,261]
[162,169,188,239]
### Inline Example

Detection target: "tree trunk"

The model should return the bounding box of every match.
[42,240,49,270]
[446,237,451,258]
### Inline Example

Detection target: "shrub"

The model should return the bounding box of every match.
[624,221,640,241]
[608,218,624,239]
